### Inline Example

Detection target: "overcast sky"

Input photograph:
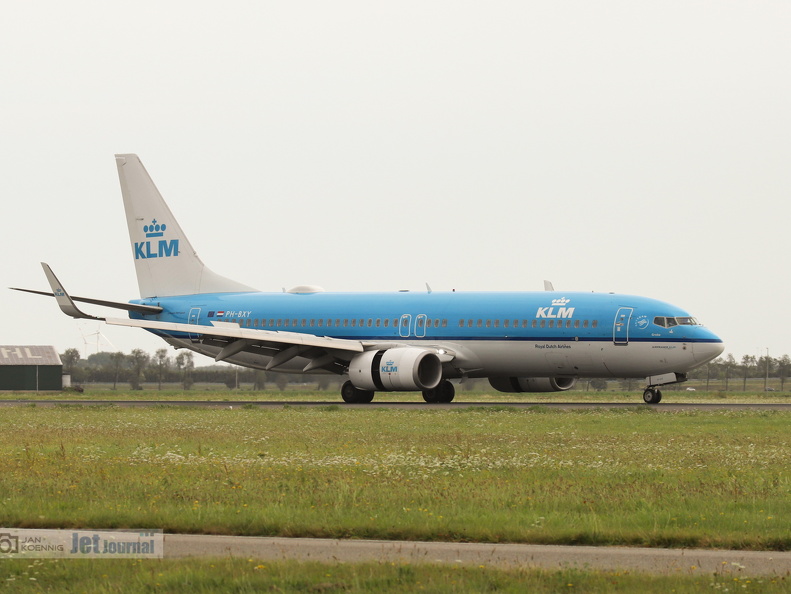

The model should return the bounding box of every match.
[2,1,789,362]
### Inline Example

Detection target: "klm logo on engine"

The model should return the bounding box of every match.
[536,297,575,319]
[381,361,398,373]
[134,219,179,260]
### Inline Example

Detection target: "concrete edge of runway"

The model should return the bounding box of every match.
[163,534,791,577]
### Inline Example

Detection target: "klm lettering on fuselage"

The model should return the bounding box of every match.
[135,219,179,260]
[536,297,575,319]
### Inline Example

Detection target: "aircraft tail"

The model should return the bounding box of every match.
[115,154,256,298]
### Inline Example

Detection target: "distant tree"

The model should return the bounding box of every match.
[109,352,127,390]
[253,370,267,390]
[274,373,288,391]
[129,349,150,390]
[589,378,607,391]
[60,348,80,374]
[778,355,791,391]
[741,355,756,391]
[174,351,194,390]
[316,375,331,391]
[723,354,736,391]
[154,348,171,390]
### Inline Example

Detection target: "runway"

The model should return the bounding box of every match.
[0,399,789,410]
[163,534,791,576]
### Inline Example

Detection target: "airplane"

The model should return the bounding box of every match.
[13,154,724,404]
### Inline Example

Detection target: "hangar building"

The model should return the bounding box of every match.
[0,346,63,391]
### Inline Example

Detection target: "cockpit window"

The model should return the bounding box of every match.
[653,316,699,328]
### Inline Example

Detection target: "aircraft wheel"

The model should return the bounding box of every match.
[642,388,661,404]
[341,381,375,404]
[422,387,439,403]
[422,381,455,403]
[435,380,455,403]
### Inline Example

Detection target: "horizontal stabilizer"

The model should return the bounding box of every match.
[9,287,162,315]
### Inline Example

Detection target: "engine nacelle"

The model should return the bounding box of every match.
[348,348,443,391]
[488,376,577,393]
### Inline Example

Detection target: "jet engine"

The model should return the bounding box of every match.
[348,348,443,391]
[488,377,577,393]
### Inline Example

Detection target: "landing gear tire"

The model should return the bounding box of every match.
[643,388,662,404]
[341,381,375,404]
[422,380,455,403]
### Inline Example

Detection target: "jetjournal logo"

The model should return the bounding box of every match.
[134,219,179,260]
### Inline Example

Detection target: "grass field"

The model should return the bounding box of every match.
[1,398,789,591]
[2,557,787,593]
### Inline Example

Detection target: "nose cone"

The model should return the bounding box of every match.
[692,328,725,364]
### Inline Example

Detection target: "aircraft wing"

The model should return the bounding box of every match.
[106,317,368,373]
[105,317,364,354]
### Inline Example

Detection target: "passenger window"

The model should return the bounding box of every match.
[442,319,447,327]
[486,320,491,328]
[592,320,598,328]
[566,320,572,328]
[540,320,546,328]
[494,320,500,328]
[583,320,589,328]
[574,320,579,328]
[253,319,258,327]
[318,319,323,327]
[367,319,372,327]
[532,320,537,328]
[376,319,381,327]
[352,319,357,327]
[385,319,390,328]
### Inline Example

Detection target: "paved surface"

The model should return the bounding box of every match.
[163,535,791,576]
[1,400,790,410]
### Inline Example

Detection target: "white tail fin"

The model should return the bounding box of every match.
[115,154,256,298]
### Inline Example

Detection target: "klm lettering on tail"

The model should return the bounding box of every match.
[135,219,179,260]
[536,297,575,319]
[134,239,179,260]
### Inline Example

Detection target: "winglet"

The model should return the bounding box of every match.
[40,263,102,320]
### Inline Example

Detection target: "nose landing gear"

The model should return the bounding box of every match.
[642,388,662,404]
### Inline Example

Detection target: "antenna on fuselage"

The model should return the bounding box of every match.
[544,280,555,291]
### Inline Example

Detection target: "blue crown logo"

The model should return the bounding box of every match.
[143,219,167,238]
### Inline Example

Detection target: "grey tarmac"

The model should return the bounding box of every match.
[163,535,791,577]
[1,400,791,411]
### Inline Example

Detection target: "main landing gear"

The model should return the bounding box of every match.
[422,380,455,403]
[341,381,374,404]
[642,387,662,404]
[339,380,456,404]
